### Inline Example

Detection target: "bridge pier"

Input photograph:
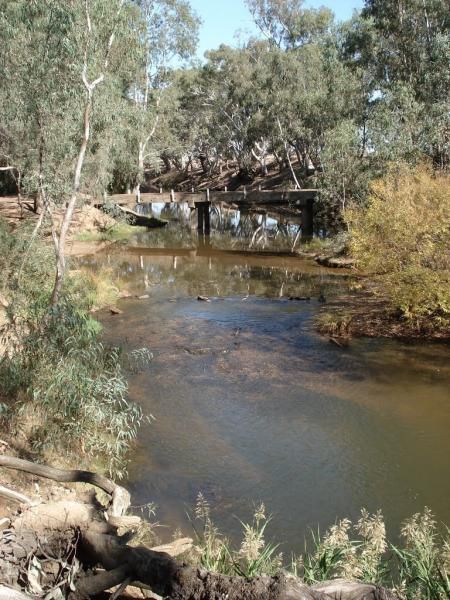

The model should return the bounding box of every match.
[196,202,211,235]
[301,198,314,239]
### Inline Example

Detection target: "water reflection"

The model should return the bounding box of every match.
[82,226,450,553]
[135,202,307,251]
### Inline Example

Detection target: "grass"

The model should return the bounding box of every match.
[75,223,147,242]
[68,267,121,311]
[188,494,282,577]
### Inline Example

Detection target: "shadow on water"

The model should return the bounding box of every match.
[81,214,450,553]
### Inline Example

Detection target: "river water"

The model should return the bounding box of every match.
[82,210,450,553]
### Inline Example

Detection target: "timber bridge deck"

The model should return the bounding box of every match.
[95,189,317,237]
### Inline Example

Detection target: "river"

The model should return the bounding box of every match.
[81,207,450,553]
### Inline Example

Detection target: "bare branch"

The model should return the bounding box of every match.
[0,484,34,506]
[0,455,130,517]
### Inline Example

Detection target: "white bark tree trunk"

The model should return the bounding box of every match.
[50,0,124,305]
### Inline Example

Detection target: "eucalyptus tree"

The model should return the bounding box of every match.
[0,2,81,211]
[343,0,449,169]
[0,0,142,304]
[245,0,333,49]
[178,42,274,180]
[362,0,449,102]
[126,0,200,194]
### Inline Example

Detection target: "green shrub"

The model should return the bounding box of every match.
[0,220,149,477]
[348,166,450,330]
[393,509,450,600]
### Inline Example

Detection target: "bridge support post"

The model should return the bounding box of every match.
[301,198,314,239]
[196,201,211,235]
[196,202,203,232]
[204,202,210,235]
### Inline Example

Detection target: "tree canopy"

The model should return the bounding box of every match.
[0,0,448,290]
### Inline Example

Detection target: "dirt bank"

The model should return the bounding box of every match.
[0,196,117,256]
[318,286,450,341]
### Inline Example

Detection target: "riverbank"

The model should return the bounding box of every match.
[0,195,142,256]
[1,445,449,600]
[318,285,450,341]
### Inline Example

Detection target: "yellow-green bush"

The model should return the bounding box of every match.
[348,166,450,328]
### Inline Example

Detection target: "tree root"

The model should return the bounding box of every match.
[1,455,400,600]
[72,530,399,600]
[0,454,130,516]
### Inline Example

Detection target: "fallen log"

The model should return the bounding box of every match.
[116,205,168,228]
[0,455,130,516]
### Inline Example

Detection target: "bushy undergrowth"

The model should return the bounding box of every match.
[191,497,450,599]
[348,166,450,332]
[0,219,149,477]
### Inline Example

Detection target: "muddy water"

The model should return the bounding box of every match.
[85,223,450,552]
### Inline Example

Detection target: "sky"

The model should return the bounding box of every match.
[189,0,365,58]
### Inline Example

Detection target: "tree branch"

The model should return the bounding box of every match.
[0,484,34,506]
[0,455,130,517]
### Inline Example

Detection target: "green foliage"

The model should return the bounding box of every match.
[348,166,450,329]
[1,306,147,478]
[245,0,333,49]
[291,508,449,598]
[318,120,370,232]
[75,223,147,243]
[297,510,388,585]
[0,222,149,478]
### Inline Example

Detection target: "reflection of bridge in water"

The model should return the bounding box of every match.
[124,243,319,265]
[96,189,317,238]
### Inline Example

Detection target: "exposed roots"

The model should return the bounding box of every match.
[0,454,400,600]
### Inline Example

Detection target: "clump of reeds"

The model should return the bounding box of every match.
[189,499,450,599]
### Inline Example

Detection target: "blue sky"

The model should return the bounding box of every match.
[189,0,364,58]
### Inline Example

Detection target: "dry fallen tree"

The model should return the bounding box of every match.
[0,455,399,600]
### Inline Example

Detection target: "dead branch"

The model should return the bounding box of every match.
[0,484,33,506]
[0,455,130,516]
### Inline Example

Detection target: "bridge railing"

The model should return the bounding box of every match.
[101,189,317,207]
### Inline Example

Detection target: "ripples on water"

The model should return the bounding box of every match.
[82,212,450,552]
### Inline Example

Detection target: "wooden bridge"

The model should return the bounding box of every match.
[95,189,317,237]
